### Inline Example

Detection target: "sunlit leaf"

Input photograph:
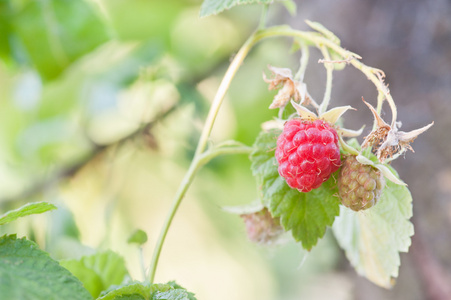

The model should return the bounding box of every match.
[0,202,56,226]
[60,251,129,298]
[332,179,414,288]
[98,281,197,300]
[200,0,272,17]
[152,281,197,300]
[0,235,92,300]
[98,282,154,300]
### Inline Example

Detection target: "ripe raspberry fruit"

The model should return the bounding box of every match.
[275,118,341,192]
[338,155,385,211]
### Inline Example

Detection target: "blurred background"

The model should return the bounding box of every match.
[0,0,450,299]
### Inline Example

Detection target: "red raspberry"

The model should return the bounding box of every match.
[275,119,341,192]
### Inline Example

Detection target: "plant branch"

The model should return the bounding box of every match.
[255,26,398,124]
[147,143,252,284]
[148,32,262,284]
[194,33,262,157]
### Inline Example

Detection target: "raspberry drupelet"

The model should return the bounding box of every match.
[275,119,341,192]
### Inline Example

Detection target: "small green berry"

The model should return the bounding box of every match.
[338,155,385,211]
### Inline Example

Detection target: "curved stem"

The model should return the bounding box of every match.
[147,145,252,284]
[194,33,262,157]
[148,32,261,284]
[255,26,398,124]
[148,158,201,284]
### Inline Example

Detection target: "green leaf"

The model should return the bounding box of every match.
[332,179,414,288]
[97,283,154,300]
[98,282,183,300]
[0,202,57,225]
[13,0,109,80]
[0,2,14,63]
[0,234,92,300]
[128,229,148,246]
[250,130,341,250]
[200,0,273,17]
[282,0,297,16]
[152,289,192,300]
[164,281,197,300]
[60,251,129,298]
[250,129,281,203]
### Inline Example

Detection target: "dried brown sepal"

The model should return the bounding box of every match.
[362,98,434,162]
[361,99,391,150]
[263,65,313,109]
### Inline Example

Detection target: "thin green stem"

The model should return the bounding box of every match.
[294,42,309,81]
[139,247,146,281]
[148,158,201,284]
[198,146,253,166]
[259,4,270,30]
[147,145,252,284]
[318,46,333,115]
[148,33,261,284]
[194,33,261,157]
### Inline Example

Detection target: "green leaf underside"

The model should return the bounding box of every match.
[200,0,273,17]
[60,251,129,298]
[332,179,414,288]
[0,202,57,225]
[98,282,197,300]
[0,235,92,300]
[250,130,341,250]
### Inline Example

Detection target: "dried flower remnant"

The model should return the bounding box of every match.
[362,99,434,162]
[263,65,314,109]
[240,208,283,244]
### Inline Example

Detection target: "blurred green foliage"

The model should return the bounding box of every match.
[0,1,342,299]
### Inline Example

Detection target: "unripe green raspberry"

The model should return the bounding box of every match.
[338,155,385,211]
[240,208,283,244]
